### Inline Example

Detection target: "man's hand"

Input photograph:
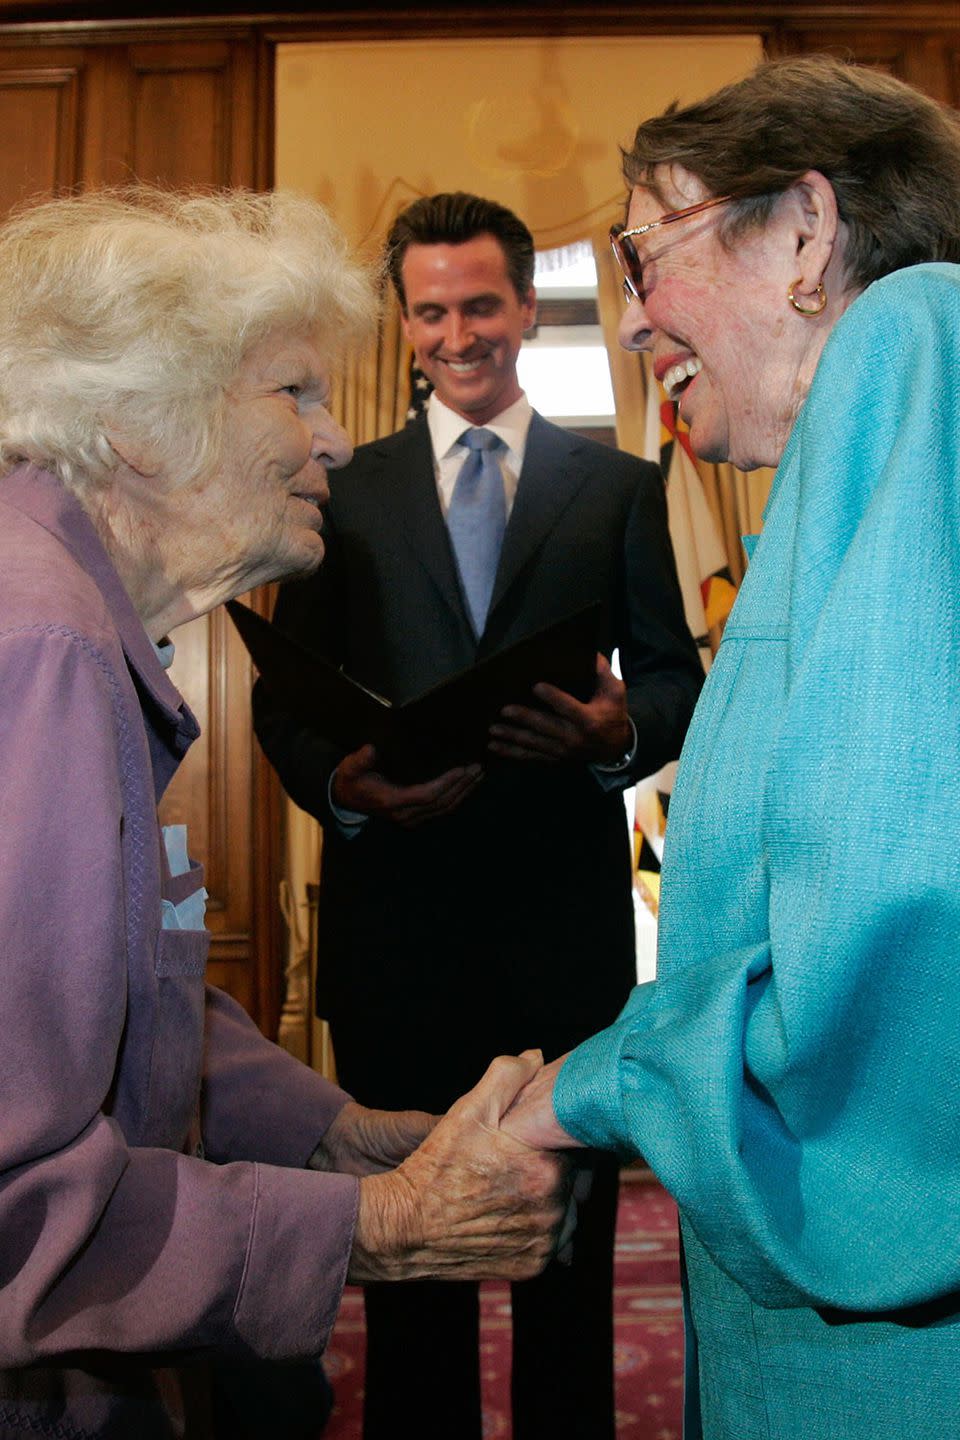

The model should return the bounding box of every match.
[500,1053,583,1151]
[308,1102,437,1177]
[488,653,632,765]
[348,1052,567,1284]
[332,744,483,828]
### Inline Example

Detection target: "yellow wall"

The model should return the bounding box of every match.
[276,33,763,250]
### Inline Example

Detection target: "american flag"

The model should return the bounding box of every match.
[405,358,433,425]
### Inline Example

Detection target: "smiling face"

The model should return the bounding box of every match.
[208,330,352,589]
[618,166,824,471]
[400,235,536,425]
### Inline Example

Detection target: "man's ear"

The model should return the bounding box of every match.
[521,287,537,332]
[788,169,841,302]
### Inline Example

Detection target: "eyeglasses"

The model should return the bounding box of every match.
[610,194,733,304]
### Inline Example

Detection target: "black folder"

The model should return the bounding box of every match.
[228,598,602,784]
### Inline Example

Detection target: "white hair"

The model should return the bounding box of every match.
[0,186,377,492]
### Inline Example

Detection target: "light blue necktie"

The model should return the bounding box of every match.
[446,427,507,636]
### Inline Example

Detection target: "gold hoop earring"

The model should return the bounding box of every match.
[788,280,827,317]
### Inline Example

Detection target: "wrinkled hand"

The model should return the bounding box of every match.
[308,1102,437,1177]
[488,653,631,765]
[348,1052,567,1283]
[501,1054,583,1151]
[332,744,483,828]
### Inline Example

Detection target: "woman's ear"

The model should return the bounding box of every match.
[102,426,160,481]
[788,169,841,302]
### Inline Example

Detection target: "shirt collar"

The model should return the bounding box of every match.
[426,390,534,462]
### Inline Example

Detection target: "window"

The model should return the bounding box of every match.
[517,242,617,447]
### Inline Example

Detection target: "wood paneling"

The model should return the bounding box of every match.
[0,49,80,211]
[774,26,960,101]
[126,39,258,187]
[160,603,272,1019]
[131,49,226,185]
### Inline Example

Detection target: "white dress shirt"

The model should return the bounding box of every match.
[426,389,533,520]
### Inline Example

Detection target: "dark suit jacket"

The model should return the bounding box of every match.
[254,413,703,1110]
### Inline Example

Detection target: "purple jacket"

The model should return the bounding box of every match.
[0,466,359,1438]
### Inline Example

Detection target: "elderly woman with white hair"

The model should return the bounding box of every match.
[0,187,563,1439]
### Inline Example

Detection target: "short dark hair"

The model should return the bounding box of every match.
[623,55,960,291]
[386,192,535,310]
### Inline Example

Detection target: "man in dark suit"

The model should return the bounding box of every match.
[253,192,703,1440]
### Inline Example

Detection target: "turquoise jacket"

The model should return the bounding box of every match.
[557,264,960,1438]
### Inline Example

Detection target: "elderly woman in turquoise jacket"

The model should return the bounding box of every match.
[504,56,960,1440]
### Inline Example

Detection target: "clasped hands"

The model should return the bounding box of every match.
[312,1051,580,1284]
[331,652,630,829]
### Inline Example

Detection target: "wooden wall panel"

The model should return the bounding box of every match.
[131,55,226,185]
[949,38,960,105]
[159,607,263,1016]
[0,50,80,211]
[126,39,256,187]
[776,27,959,102]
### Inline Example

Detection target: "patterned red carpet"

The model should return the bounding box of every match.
[322,1172,683,1438]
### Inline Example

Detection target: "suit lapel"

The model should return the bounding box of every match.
[363,420,470,630]
[488,414,589,618]
[362,414,589,650]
